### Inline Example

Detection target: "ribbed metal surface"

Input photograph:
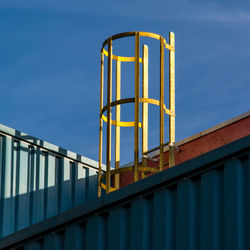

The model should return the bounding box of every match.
[0,136,249,250]
[0,124,100,238]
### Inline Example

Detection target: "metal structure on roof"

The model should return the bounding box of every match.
[0,123,99,238]
[98,31,176,195]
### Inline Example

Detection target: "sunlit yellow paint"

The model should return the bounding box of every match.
[99,31,176,194]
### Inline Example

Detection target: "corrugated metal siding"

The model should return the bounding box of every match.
[1,136,249,250]
[0,124,100,238]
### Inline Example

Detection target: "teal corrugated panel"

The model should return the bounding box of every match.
[130,198,152,250]
[152,188,176,250]
[32,149,46,224]
[17,141,30,231]
[43,233,64,250]
[86,216,105,250]
[46,153,57,218]
[107,207,128,250]
[88,168,98,201]
[1,136,15,236]
[201,169,221,250]
[224,159,244,250]
[60,159,72,212]
[0,124,100,238]
[64,224,84,250]
[75,163,87,206]
[29,146,36,224]
[244,155,250,249]
[24,242,42,250]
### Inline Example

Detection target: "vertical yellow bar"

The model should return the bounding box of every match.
[134,32,140,182]
[142,45,148,179]
[106,39,112,193]
[169,32,175,167]
[115,60,121,189]
[160,37,165,171]
[98,49,104,197]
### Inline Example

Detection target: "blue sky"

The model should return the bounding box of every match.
[0,1,249,163]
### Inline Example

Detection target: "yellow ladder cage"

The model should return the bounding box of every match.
[98,31,175,196]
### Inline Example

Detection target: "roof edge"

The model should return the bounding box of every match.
[148,111,250,157]
[0,123,104,171]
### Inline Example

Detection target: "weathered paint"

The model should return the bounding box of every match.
[120,111,250,187]
[0,136,249,250]
[0,124,101,238]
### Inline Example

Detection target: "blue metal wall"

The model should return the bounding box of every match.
[0,124,101,238]
[0,136,249,250]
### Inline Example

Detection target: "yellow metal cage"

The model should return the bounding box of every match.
[98,31,175,196]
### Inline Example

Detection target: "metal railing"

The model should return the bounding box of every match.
[98,31,175,195]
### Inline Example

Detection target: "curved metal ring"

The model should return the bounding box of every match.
[138,166,159,173]
[101,182,117,192]
[102,114,142,128]
[100,166,134,192]
[101,98,135,115]
[103,49,143,63]
[102,31,174,51]
[100,165,159,191]
[101,97,174,127]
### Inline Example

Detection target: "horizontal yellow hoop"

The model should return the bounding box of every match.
[103,49,143,63]
[101,165,158,179]
[138,166,159,173]
[100,165,158,191]
[101,182,117,192]
[101,98,135,114]
[101,97,174,116]
[139,98,174,116]
[101,97,175,127]
[100,168,131,192]
[139,31,161,40]
[103,32,136,47]
[103,31,174,51]
[102,114,142,128]
[110,166,134,178]
[103,31,161,46]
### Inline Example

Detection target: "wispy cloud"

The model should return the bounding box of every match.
[185,4,250,23]
[1,1,250,24]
